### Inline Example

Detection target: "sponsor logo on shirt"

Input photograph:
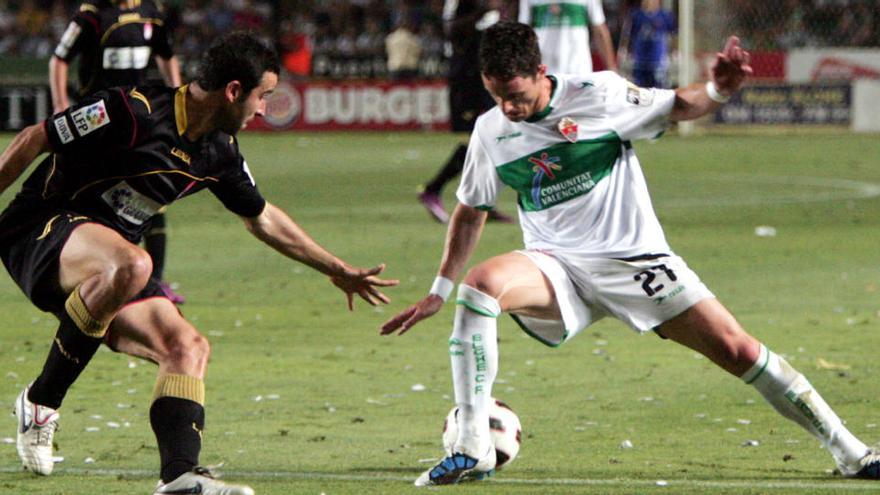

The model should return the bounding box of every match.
[101,181,162,225]
[54,116,74,144]
[495,131,523,143]
[527,153,597,209]
[71,100,110,136]
[171,147,191,165]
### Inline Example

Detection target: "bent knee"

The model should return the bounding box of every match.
[461,265,507,298]
[111,247,153,292]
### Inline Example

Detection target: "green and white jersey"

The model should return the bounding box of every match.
[456,72,675,258]
[519,0,606,74]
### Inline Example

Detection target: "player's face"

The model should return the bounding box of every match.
[224,71,278,134]
[482,68,548,122]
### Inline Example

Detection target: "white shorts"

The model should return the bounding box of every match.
[513,250,714,346]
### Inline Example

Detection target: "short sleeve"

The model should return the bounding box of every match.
[455,128,502,210]
[53,14,94,62]
[151,20,174,59]
[600,72,675,141]
[208,138,267,218]
[44,88,138,152]
[586,0,606,25]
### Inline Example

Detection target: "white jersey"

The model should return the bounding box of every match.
[456,72,676,259]
[519,0,606,74]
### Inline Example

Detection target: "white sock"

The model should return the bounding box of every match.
[449,284,499,458]
[743,344,868,474]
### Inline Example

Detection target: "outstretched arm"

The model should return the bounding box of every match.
[670,36,752,122]
[0,123,49,196]
[242,202,398,310]
[381,203,488,335]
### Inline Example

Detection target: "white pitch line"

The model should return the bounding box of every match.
[1,466,877,491]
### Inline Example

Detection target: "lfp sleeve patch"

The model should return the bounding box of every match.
[71,100,111,137]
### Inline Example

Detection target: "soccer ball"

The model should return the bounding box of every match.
[442,398,522,469]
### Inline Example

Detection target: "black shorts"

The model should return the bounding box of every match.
[449,79,496,133]
[0,205,164,316]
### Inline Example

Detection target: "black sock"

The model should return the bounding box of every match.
[425,144,467,194]
[28,313,103,409]
[145,214,167,280]
[151,397,204,483]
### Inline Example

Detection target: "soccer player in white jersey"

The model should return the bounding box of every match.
[382,21,880,486]
[519,0,617,74]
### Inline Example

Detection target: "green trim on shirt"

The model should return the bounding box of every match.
[495,132,622,212]
[530,3,589,29]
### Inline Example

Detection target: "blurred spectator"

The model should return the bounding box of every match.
[385,16,422,80]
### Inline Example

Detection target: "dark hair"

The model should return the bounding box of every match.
[479,22,541,80]
[196,31,280,92]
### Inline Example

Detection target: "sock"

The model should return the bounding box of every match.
[425,144,467,194]
[29,286,110,409]
[743,344,869,474]
[449,284,500,458]
[144,214,167,280]
[150,374,205,483]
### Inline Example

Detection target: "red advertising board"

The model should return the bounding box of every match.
[249,80,450,131]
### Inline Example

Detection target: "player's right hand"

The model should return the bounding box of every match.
[379,294,444,336]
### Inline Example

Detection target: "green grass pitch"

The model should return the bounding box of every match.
[0,130,878,494]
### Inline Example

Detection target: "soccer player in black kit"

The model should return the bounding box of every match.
[50,0,184,303]
[418,0,513,224]
[2,32,397,495]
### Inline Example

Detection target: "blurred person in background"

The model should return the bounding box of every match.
[385,14,422,80]
[621,0,676,88]
[518,0,618,74]
[417,0,513,224]
[49,0,184,304]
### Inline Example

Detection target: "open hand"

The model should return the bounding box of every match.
[379,294,445,336]
[330,263,399,311]
[711,36,753,96]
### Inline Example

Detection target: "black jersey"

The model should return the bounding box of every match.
[446,0,489,84]
[2,84,265,244]
[54,0,174,96]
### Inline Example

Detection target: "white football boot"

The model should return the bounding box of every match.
[153,467,254,495]
[414,446,496,486]
[14,385,60,475]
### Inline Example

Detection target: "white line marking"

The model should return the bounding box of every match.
[658,174,880,208]
[1,466,876,490]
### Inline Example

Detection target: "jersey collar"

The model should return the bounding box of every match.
[174,84,188,136]
[526,75,558,123]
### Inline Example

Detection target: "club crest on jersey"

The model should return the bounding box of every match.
[144,22,153,40]
[557,117,578,143]
[71,100,110,136]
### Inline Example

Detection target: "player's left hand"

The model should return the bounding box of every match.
[711,36,753,96]
[329,263,399,311]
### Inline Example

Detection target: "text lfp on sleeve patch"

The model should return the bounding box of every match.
[71,100,111,137]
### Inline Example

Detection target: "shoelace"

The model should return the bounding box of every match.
[34,421,58,447]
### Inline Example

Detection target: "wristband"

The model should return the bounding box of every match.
[429,276,454,302]
[706,81,731,104]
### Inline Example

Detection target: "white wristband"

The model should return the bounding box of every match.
[429,276,454,302]
[706,81,731,104]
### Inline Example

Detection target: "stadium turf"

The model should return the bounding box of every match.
[0,131,878,494]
